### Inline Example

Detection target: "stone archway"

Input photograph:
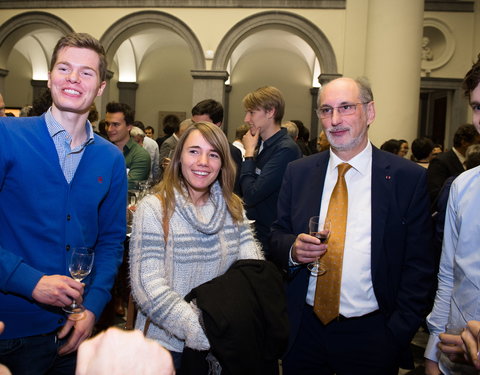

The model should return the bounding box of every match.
[0,11,73,96]
[100,10,205,71]
[212,10,337,76]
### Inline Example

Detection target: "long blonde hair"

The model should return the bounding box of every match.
[154,121,244,226]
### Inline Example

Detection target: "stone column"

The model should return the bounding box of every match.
[310,87,319,139]
[0,69,8,97]
[117,82,139,111]
[31,80,48,102]
[191,70,228,108]
[191,69,229,130]
[224,84,233,139]
[364,0,424,148]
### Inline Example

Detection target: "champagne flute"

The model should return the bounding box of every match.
[307,216,331,276]
[63,247,94,316]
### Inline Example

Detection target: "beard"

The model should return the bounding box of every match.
[325,126,368,152]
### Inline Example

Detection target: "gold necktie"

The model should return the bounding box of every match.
[314,162,352,325]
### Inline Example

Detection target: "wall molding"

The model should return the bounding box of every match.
[0,0,345,9]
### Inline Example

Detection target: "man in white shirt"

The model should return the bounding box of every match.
[131,122,160,184]
[270,77,434,375]
[424,54,480,375]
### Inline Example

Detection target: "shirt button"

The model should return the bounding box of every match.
[66,245,70,251]
[67,214,71,221]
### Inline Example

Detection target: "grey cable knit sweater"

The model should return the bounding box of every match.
[129,182,263,353]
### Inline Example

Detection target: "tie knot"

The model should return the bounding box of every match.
[337,163,351,177]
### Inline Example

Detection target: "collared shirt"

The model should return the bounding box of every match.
[452,147,466,170]
[305,142,379,317]
[45,108,94,183]
[425,166,480,374]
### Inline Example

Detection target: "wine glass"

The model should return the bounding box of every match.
[307,216,331,277]
[63,247,94,317]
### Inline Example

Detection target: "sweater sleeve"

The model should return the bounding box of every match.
[129,196,209,350]
[237,212,265,261]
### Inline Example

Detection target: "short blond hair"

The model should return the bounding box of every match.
[242,86,285,124]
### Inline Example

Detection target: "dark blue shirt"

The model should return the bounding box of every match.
[240,128,302,256]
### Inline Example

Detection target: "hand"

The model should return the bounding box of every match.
[57,309,95,355]
[291,233,327,264]
[439,332,469,364]
[242,128,259,157]
[0,321,4,335]
[424,358,441,375]
[461,320,480,369]
[75,328,175,375]
[32,275,84,307]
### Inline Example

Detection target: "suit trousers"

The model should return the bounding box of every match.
[282,304,400,375]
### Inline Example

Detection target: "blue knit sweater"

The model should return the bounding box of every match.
[0,115,128,339]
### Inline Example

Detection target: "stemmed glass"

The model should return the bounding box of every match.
[63,247,94,317]
[307,216,331,277]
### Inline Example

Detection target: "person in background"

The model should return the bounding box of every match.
[88,103,99,133]
[145,126,155,139]
[380,138,402,155]
[282,121,299,141]
[412,137,435,168]
[427,124,480,203]
[398,139,409,158]
[291,119,313,156]
[432,144,443,158]
[130,125,161,184]
[271,77,433,375]
[241,86,302,257]
[0,32,127,374]
[425,54,480,375]
[129,122,263,370]
[317,130,330,152]
[232,123,249,160]
[157,114,180,150]
[105,101,151,189]
[29,89,53,116]
[159,118,192,173]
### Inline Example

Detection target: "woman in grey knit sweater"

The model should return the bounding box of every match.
[129,122,263,368]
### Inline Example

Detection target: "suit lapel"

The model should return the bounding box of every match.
[371,147,392,278]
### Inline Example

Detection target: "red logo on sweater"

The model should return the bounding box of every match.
[98,176,103,183]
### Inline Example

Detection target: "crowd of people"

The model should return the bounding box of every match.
[2,31,480,375]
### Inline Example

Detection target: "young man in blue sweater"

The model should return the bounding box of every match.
[0,33,127,374]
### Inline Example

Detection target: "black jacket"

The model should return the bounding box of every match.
[185,259,289,375]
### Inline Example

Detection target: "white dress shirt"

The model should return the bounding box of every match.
[306,142,379,317]
[143,136,160,182]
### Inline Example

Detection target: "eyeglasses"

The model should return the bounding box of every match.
[316,102,369,119]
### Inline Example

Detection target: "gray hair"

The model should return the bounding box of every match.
[130,126,145,138]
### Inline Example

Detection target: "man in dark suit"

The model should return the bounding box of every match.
[270,77,434,375]
[427,123,480,203]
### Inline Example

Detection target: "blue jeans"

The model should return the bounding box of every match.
[0,331,76,375]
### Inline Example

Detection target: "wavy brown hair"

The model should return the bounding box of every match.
[154,121,243,225]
